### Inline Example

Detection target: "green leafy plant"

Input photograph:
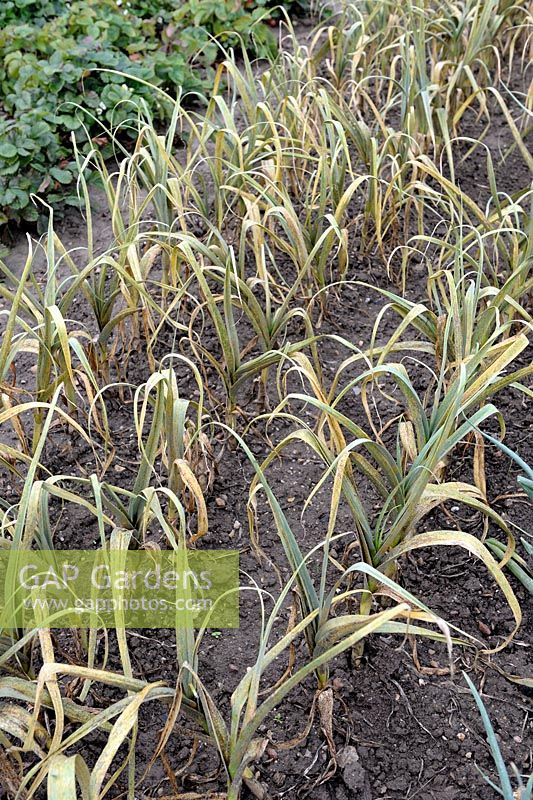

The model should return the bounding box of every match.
[464,672,533,799]
[477,430,533,594]
[257,353,521,640]
[0,0,305,230]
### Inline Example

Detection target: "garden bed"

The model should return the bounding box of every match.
[0,3,531,799]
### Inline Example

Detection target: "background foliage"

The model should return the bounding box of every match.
[0,0,304,228]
